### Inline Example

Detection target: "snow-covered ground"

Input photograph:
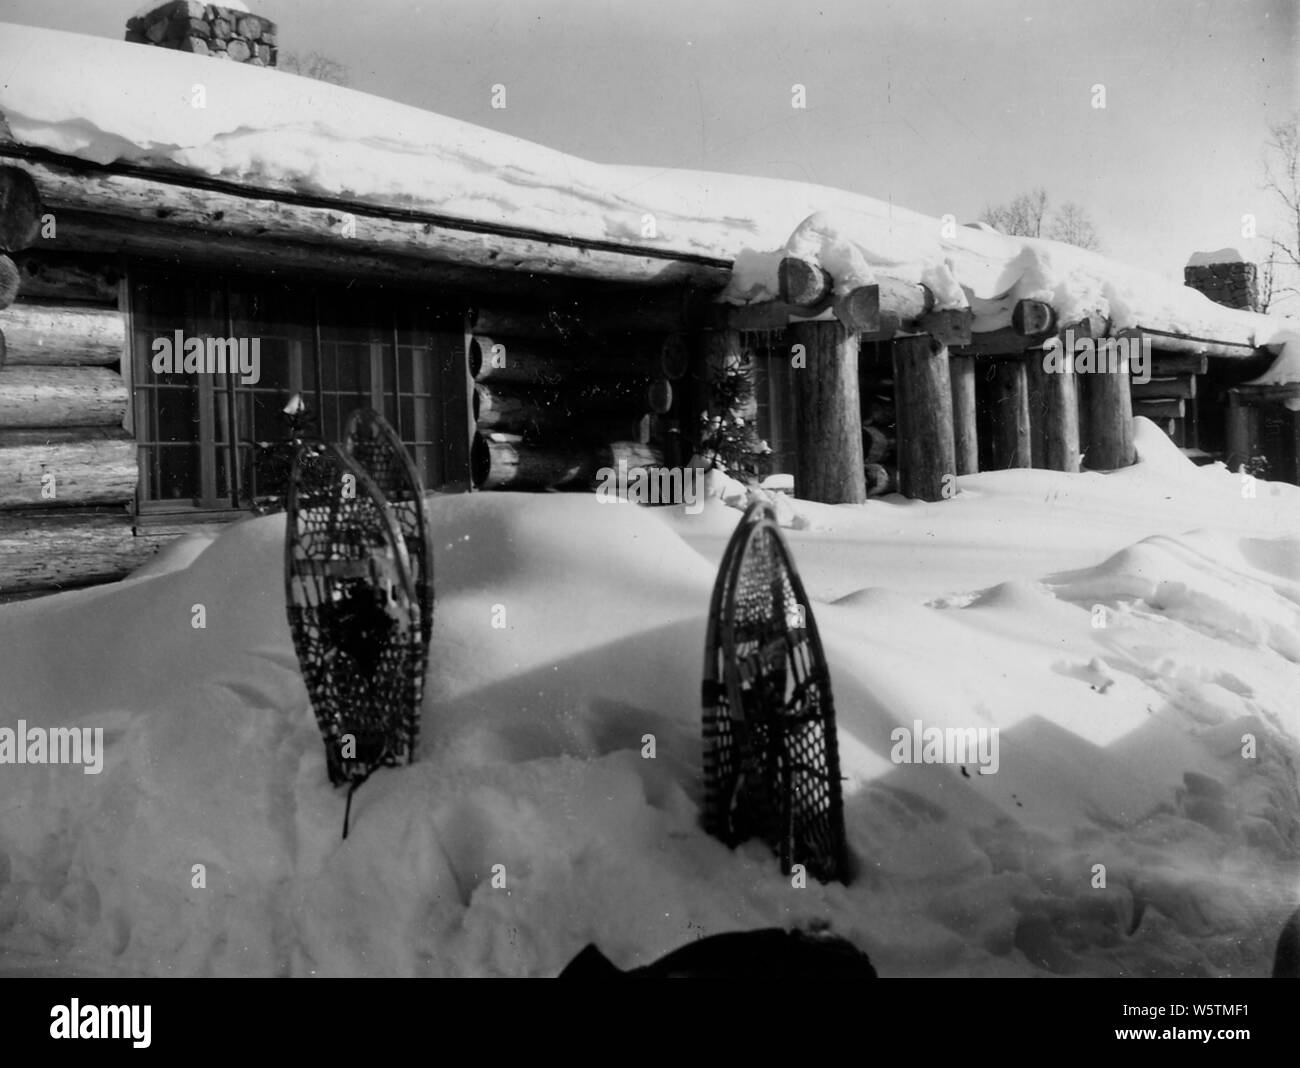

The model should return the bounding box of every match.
[1,420,1297,977]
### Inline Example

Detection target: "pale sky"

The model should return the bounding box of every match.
[2,0,1296,287]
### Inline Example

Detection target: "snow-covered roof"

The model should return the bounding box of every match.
[0,21,1292,362]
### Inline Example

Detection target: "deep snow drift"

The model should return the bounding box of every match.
[1,420,1298,977]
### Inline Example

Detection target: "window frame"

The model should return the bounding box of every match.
[127,262,466,516]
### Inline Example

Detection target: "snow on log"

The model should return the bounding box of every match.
[1131,326,1259,359]
[0,508,152,594]
[949,354,978,475]
[788,319,865,504]
[778,256,833,309]
[0,303,125,366]
[11,158,730,290]
[0,366,127,427]
[0,166,42,253]
[0,427,136,508]
[892,334,956,501]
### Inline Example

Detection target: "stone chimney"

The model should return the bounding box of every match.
[126,2,277,67]
[1184,248,1260,312]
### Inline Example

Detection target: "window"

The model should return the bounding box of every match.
[130,268,467,510]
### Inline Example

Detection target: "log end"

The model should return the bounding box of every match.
[1012,298,1057,338]
[778,256,832,309]
[0,166,43,254]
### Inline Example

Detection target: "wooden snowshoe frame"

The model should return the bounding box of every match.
[702,499,849,884]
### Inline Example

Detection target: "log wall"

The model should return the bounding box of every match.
[466,295,690,491]
[0,164,142,595]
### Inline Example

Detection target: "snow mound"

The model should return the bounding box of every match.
[2,464,1299,977]
[1186,248,1249,267]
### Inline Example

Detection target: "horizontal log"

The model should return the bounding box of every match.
[0,366,128,427]
[710,300,820,331]
[1134,397,1185,420]
[1135,326,1259,359]
[468,304,585,339]
[1226,382,1300,399]
[471,432,664,490]
[778,256,833,309]
[0,303,125,366]
[472,383,649,442]
[0,254,17,310]
[835,278,934,334]
[1131,376,1196,400]
[0,427,136,507]
[12,252,122,304]
[469,332,689,385]
[48,209,567,297]
[0,166,42,253]
[0,508,154,594]
[918,307,973,346]
[471,289,708,338]
[953,327,1040,358]
[10,155,729,291]
[468,336,568,386]
[1150,353,1207,377]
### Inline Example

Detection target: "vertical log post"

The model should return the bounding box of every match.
[949,353,978,475]
[990,358,1031,468]
[1037,329,1081,473]
[1224,390,1254,472]
[1025,352,1048,467]
[892,334,956,501]
[1079,332,1136,470]
[788,320,865,503]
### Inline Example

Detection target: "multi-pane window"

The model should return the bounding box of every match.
[130,269,465,510]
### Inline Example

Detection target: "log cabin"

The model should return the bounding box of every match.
[0,10,1292,598]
